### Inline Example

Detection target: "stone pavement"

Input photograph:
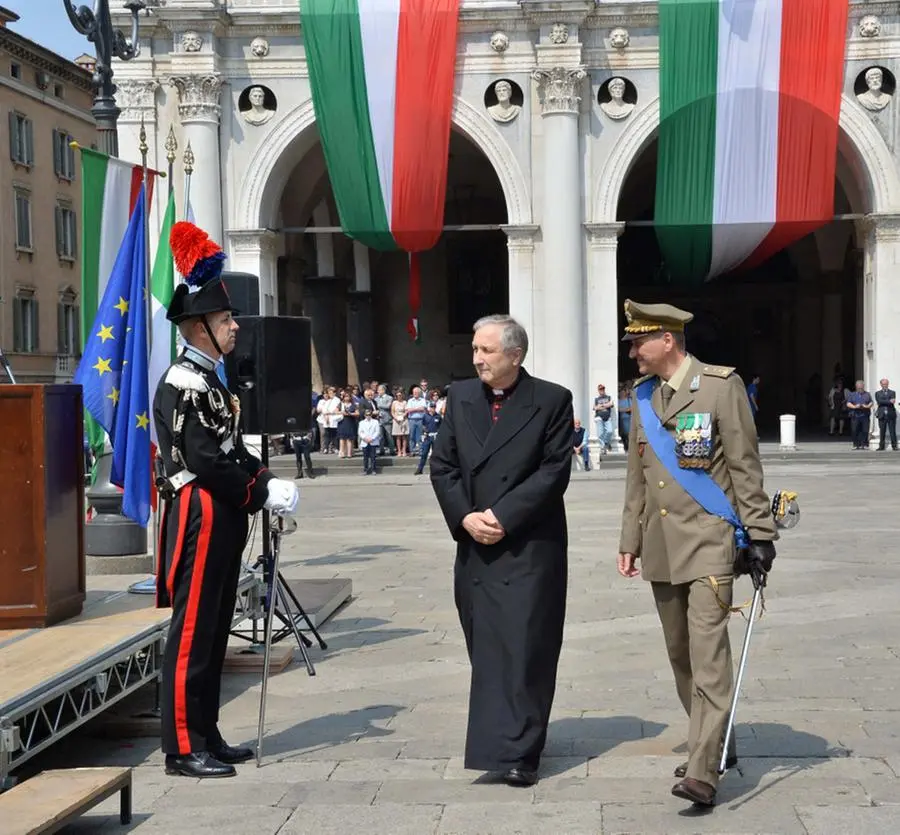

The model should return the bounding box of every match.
[35,456,900,833]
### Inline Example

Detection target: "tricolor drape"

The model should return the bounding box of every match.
[299,0,460,252]
[655,0,849,283]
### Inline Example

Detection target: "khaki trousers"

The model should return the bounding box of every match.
[652,576,737,787]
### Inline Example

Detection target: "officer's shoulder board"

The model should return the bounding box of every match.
[632,373,654,387]
[701,365,736,380]
[165,362,210,393]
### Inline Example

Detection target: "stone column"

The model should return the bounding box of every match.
[585,222,625,449]
[114,80,161,236]
[227,229,279,313]
[502,224,540,372]
[314,202,335,276]
[533,67,586,412]
[862,214,900,446]
[305,276,350,391]
[348,241,374,384]
[169,74,224,245]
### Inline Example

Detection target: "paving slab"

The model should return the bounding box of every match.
[21,460,900,834]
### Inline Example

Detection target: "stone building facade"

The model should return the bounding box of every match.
[113,0,900,433]
[0,8,96,383]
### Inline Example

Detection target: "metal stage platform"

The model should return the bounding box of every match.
[0,572,260,789]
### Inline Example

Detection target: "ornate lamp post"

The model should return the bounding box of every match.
[62,0,147,156]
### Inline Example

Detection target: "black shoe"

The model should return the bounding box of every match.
[674,754,736,778]
[503,767,538,787]
[165,752,236,778]
[306,470,315,479]
[210,742,254,764]
[296,470,303,479]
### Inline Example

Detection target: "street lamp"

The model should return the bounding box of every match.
[62,0,147,156]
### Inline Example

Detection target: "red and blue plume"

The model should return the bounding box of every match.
[170,221,227,287]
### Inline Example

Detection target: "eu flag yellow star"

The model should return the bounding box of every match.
[93,357,112,376]
[114,297,129,316]
[107,387,120,405]
[97,324,115,343]
[136,412,150,430]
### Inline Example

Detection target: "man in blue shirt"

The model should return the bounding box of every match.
[847,379,873,449]
[746,375,760,422]
[572,418,591,471]
[414,403,442,475]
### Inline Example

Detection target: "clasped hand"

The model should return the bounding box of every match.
[264,478,299,516]
[463,509,505,546]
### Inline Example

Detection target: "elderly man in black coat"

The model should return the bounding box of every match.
[430,315,573,787]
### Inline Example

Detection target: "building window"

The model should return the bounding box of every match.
[14,188,32,250]
[9,112,34,166]
[54,83,64,98]
[13,289,38,353]
[57,291,79,356]
[55,202,77,259]
[53,129,75,180]
[10,62,20,79]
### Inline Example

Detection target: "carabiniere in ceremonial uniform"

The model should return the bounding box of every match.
[153,221,298,779]
[617,299,778,808]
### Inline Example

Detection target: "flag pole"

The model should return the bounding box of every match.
[128,117,159,596]
[183,141,194,220]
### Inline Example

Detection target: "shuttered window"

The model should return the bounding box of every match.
[14,188,31,250]
[9,112,33,166]
[57,294,79,356]
[52,129,75,179]
[55,202,76,258]
[13,291,38,353]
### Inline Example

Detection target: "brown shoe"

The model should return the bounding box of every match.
[671,777,716,806]
[674,754,736,778]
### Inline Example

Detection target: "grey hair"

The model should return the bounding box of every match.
[473,315,529,360]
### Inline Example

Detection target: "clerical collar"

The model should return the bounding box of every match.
[183,344,221,372]
[483,373,521,399]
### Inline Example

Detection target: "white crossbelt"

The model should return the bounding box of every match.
[168,436,234,491]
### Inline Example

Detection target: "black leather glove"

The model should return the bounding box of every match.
[734,540,776,577]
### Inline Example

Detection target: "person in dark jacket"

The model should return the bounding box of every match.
[153,221,298,779]
[430,314,573,787]
[414,403,442,475]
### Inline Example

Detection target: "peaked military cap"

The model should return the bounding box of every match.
[622,298,693,341]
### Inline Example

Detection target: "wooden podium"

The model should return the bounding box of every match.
[0,385,85,628]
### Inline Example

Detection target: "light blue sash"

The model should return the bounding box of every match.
[635,379,748,550]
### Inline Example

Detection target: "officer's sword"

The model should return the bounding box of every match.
[718,565,766,775]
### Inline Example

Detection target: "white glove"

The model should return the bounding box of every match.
[264,478,298,515]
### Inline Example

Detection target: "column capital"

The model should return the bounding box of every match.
[169,74,223,124]
[584,222,625,249]
[860,212,900,243]
[502,224,540,251]
[532,67,586,115]
[115,79,159,123]
[227,228,279,257]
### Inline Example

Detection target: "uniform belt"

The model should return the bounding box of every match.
[165,436,235,494]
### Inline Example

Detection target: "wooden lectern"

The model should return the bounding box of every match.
[0,385,85,628]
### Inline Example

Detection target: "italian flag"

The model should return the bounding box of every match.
[148,190,177,446]
[79,147,156,459]
[299,0,460,253]
[655,0,849,282]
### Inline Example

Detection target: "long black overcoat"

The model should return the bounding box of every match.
[429,370,573,771]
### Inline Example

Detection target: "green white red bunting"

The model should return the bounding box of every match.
[655,0,850,282]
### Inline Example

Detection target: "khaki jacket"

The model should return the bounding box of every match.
[619,356,777,584]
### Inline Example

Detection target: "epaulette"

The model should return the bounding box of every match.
[701,365,735,379]
[632,373,654,386]
[165,363,210,392]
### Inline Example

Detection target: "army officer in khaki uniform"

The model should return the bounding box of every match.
[616,300,777,807]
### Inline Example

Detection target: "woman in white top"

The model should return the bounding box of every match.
[316,386,342,453]
[391,390,410,457]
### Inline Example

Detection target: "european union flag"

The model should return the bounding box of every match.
[75,185,151,526]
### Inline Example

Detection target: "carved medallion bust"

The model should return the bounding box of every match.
[857,67,892,112]
[487,80,520,123]
[600,77,635,121]
[859,15,881,39]
[242,86,276,126]
[251,37,270,58]
[549,23,569,45]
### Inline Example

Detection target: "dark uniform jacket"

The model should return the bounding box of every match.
[153,347,274,605]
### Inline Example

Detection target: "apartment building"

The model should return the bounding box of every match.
[0,8,97,383]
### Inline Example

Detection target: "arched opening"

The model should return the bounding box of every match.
[273,126,508,390]
[616,137,865,437]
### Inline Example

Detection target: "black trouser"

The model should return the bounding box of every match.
[850,415,869,448]
[362,445,377,473]
[878,413,897,449]
[293,438,313,474]
[157,485,248,755]
[416,434,435,473]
